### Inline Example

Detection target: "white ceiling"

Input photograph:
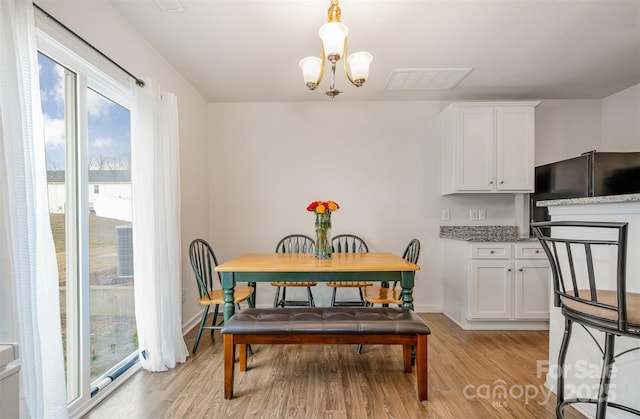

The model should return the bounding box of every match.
[106,0,640,103]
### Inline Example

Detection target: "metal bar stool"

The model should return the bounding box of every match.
[532,221,640,419]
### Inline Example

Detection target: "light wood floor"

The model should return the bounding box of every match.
[83,313,584,419]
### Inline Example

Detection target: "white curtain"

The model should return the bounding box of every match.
[0,0,68,417]
[132,79,188,371]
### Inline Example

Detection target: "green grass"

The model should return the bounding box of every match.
[52,213,138,378]
[49,213,66,253]
[50,213,130,286]
[50,213,128,253]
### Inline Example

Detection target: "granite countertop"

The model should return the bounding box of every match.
[440,226,535,242]
[537,193,640,207]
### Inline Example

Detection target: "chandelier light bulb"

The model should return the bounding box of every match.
[347,52,373,85]
[319,22,348,62]
[299,57,323,89]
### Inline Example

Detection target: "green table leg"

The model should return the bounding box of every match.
[400,271,415,310]
[399,270,417,364]
[221,272,236,321]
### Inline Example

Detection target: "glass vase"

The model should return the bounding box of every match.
[314,212,332,259]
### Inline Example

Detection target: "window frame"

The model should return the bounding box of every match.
[36,9,140,417]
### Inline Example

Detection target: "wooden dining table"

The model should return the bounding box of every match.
[215,252,420,321]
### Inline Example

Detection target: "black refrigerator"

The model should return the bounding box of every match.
[530,150,640,227]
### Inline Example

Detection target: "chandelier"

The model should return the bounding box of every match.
[298,0,373,98]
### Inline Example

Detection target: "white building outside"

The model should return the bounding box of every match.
[47,170,132,222]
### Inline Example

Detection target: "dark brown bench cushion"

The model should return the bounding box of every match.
[221,307,431,335]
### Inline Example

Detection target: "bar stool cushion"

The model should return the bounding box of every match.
[562,290,640,326]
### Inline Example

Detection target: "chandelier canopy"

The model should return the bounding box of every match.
[299,0,373,98]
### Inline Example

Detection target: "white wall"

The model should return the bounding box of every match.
[534,83,640,166]
[602,83,640,150]
[209,101,444,311]
[534,99,602,165]
[208,93,638,312]
[43,1,210,326]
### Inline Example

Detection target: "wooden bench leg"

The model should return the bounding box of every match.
[239,343,248,372]
[416,334,428,401]
[403,344,412,373]
[224,332,429,402]
[224,334,235,399]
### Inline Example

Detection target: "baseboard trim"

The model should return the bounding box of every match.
[442,312,549,330]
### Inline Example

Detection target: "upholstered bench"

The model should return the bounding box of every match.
[221,307,431,401]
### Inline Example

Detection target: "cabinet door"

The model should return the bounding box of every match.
[455,108,495,191]
[514,260,550,319]
[469,260,512,319]
[495,106,535,191]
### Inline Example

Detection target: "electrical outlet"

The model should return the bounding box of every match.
[479,209,487,220]
[470,208,479,220]
[441,208,450,221]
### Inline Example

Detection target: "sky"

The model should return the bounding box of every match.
[38,53,131,171]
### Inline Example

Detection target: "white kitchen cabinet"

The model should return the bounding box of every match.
[443,240,550,330]
[441,102,540,194]
[514,259,551,319]
[469,258,512,319]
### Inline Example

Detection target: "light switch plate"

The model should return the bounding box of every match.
[470,208,478,220]
[479,209,487,220]
[442,209,450,221]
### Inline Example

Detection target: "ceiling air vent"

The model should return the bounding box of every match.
[385,68,473,91]
[153,0,184,13]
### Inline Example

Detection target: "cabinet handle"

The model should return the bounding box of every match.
[489,181,494,184]
[490,250,495,254]
[499,181,504,184]
[535,250,540,253]
[507,268,512,272]
[519,268,523,272]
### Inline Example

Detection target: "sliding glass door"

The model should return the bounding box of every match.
[38,50,137,409]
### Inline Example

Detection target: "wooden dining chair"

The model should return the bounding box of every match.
[358,238,421,354]
[272,234,317,307]
[363,238,421,307]
[189,238,255,354]
[328,234,370,306]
